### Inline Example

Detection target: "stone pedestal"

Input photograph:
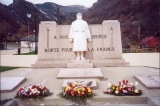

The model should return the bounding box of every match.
[32,20,130,68]
[67,59,93,68]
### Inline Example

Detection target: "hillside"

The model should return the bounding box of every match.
[0,0,159,46]
[36,2,88,24]
[0,0,88,41]
[84,0,159,47]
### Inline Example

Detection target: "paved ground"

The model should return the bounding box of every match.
[1,67,160,105]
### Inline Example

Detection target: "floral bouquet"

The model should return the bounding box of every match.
[15,84,53,100]
[104,80,142,96]
[59,82,95,103]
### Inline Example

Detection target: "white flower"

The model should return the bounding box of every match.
[130,83,133,86]
[135,82,138,86]
[135,89,139,93]
[107,89,111,93]
[108,83,111,87]
[115,90,119,94]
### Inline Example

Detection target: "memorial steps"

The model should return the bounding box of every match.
[32,59,129,68]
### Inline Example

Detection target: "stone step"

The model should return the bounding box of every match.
[31,63,67,69]
[90,59,129,67]
[93,62,130,67]
[70,59,90,63]
[67,63,93,68]
[32,59,129,68]
[35,60,70,64]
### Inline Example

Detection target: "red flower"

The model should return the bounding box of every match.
[67,90,71,95]
[19,88,23,92]
[79,92,83,97]
[122,80,125,84]
[69,84,73,88]
[71,91,76,96]
[43,86,46,90]
[126,80,128,84]
[36,87,40,90]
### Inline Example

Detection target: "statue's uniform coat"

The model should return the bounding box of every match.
[69,19,91,51]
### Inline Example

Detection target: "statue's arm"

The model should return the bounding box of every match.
[85,22,92,42]
[69,23,74,43]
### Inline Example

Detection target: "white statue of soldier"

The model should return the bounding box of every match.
[69,13,91,60]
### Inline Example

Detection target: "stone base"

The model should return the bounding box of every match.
[134,75,160,89]
[32,59,129,68]
[91,59,129,67]
[31,59,70,68]
[67,59,93,68]
[62,79,97,89]
[0,77,26,92]
[57,68,103,79]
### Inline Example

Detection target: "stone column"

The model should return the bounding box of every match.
[102,20,122,58]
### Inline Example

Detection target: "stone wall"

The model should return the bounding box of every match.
[38,20,122,60]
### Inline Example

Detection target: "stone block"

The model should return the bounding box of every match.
[1,77,26,92]
[70,59,90,63]
[57,68,103,78]
[134,75,160,88]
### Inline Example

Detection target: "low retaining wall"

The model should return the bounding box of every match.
[1,53,159,68]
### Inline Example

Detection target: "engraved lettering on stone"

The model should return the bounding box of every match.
[46,28,50,48]
[97,47,115,51]
[59,35,68,39]
[62,48,72,52]
[110,27,113,47]
[45,48,59,52]
[54,36,57,39]
[92,35,107,39]
[88,48,94,52]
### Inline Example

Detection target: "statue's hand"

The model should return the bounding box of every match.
[69,39,73,43]
[88,38,92,42]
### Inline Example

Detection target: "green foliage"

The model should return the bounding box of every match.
[59,92,95,102]
[0,66,22,72]
[14,51,36,55]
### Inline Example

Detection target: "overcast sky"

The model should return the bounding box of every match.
[0,0,97,7]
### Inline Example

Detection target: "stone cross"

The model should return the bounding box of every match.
[46,28,50,48]
[110,27,113,47]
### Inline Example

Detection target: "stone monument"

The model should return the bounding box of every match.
[32,19,129,68]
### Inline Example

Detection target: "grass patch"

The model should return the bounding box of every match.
[0,66,22,72]
[144,66,160,69]
[21,51,36,55]
[14,51,36,55]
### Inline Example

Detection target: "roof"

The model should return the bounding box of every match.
[20,36,38,42]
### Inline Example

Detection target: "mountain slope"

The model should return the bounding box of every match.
[0,0,88,41]
[84,0,159,46]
